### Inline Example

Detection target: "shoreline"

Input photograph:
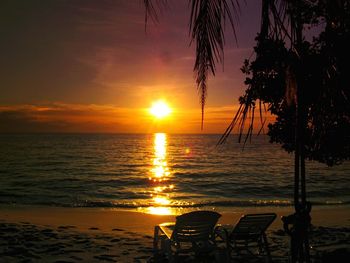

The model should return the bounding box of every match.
[1,204,349,262]
[1,204,350,234]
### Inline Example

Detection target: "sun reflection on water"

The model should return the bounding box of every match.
[146,206,173,215]
[150,133,170,182]
[145,133,175,215]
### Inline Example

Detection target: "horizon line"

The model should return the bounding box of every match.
[0,131,269,136]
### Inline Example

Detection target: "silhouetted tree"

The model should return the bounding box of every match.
[217,2,350,261]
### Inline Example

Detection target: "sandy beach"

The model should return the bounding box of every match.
[1,205,350,262]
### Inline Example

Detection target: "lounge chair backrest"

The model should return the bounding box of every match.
[231,213,276,239]
[172,211,221,242]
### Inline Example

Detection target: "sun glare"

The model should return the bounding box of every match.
[149,100,171,119]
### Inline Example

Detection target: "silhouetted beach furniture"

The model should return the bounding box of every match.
[153,211,221,262]
[216,213,276,262]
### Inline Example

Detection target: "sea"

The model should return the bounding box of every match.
[0,133,349,214]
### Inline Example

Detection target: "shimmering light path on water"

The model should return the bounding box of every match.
[147,133,173,215]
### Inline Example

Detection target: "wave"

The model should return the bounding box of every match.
[1,199,346,209]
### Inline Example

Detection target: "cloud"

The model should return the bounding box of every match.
[0,110,69,133]
[0,103,143,133]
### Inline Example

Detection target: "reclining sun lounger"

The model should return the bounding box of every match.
[216,213,276,262]
[153,210,221,262]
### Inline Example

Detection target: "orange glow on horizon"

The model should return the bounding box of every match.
[0,103,277,134]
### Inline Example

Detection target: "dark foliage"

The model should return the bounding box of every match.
[222,0,350,167]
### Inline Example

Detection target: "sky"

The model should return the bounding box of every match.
[0,0,264,134]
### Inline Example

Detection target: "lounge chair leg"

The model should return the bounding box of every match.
[262,233,272,263]
[153,226,160,250]
[226,240,231,262]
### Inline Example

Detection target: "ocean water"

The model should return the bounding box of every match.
[0,133,349,214]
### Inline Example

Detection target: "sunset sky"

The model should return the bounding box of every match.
[0,0,265,133]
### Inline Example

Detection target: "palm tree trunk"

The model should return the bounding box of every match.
[293,1,311,262]
[294,126,300,211]
[260,0,270,39]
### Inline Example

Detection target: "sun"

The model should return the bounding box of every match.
[149,100,172,119]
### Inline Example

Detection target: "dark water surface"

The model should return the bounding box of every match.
[0,133,349,214]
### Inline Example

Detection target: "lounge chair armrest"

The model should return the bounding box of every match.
[159,223,175,240]
[214,224,232,241]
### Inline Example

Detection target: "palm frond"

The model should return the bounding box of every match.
[189,0,240,128]
[220,0,292,144]
[144,0,167,31]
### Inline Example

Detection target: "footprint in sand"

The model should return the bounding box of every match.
[58,225,76,230]
[111,228,124,232]
[70,255,83,261]
[124,231,138,236]
[94,254,118,262]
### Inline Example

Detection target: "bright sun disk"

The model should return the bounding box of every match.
[149,100,171,119]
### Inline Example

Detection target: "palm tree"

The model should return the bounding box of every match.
[144,1,350,262]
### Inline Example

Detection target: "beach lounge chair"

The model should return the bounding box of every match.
[216,213,276,262]
[153,210,221,262]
